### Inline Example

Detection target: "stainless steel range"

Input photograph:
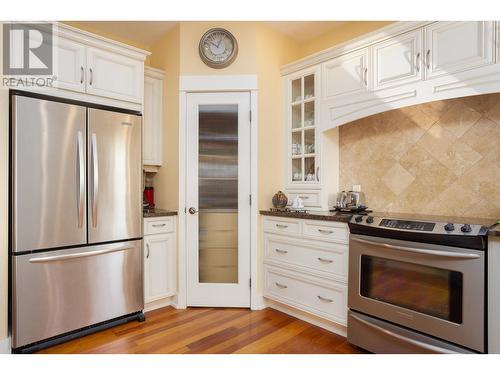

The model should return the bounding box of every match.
[347,213,490,354]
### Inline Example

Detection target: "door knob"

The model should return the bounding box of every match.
[188,207,198,215]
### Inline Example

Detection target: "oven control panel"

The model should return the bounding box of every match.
[379,219,435,231]
[349,215,487,236]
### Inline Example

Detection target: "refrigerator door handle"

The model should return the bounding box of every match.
[28,245,134,263]
[91,133,99,228]
[77,131,85,228]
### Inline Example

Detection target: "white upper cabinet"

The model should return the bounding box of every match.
[322,48,370,99]
[424,21,495,79]
[143,67,164,166]
[373,29,423,90]
[53,37,86,93]
[86,47,144,103]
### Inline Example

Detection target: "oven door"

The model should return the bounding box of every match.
[348,234,485,352]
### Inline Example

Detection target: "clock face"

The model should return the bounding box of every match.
[199,28,238,68]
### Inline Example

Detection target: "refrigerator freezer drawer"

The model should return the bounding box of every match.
[12,240,143,349]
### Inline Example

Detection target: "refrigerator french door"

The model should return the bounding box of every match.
[11,94,144,351]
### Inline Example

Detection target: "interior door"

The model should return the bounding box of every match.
[12,95,87,253]
[87,108,142,244]
[186,92,251,307]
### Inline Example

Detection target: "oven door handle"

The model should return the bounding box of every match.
[352,237,480,259]
[349,313,457,354]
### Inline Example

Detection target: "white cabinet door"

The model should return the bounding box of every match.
[53,37,86,93]
[424,21,495,79]
[86,47,143,103]
[322,48,369,99]
[143,74,163,166]
[373,30,423,90]
[144,233,176,303]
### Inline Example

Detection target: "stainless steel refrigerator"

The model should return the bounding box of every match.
[10,93,144,351]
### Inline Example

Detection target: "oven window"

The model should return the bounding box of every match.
[360,255,463,324]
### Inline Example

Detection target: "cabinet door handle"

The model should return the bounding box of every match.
[275,249,288,254]
[276,224,288,229]
[416,52,421,72]
[316,166,320,182]
[80,66,84,84]
[152,223,166,227]
[317,295,334,303]
[89,68,93,85]
[318,229,334,235]
[426,49,431,69]
[275,282,288,289]
[363,67,368,86]
[318,257,334,264]
[146,243,150,259]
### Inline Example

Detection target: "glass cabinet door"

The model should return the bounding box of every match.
[289,73,318,184]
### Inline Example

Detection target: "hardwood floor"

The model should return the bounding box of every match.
[38,306,366,354]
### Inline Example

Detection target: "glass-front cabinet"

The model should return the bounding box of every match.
[284,66,324,209]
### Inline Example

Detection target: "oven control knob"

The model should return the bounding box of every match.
[366,216,374,224]
[355,215,364,223]
[461,224,472,233]
[444,223,455,232]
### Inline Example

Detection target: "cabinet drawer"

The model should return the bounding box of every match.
[303,221,349,242]
[263,217,301,235]
[264,266,347,324]
[144,217,174,235]
[287,191,321,208]
[264,235,348,280]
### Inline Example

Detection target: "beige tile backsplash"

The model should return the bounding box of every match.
[339,93,500,219]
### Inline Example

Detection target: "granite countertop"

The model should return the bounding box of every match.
[143,208,177,218]
[260,209,354,223]
[489,224,500,237]
[260,209,500,235]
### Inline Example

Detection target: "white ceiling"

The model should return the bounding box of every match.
[68,21,349,48]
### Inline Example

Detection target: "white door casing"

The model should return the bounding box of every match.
[186,92,251,307]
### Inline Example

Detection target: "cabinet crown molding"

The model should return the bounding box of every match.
[281,21,434,76]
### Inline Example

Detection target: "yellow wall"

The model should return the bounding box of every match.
[149,25,181,210]
[298,21,394,58]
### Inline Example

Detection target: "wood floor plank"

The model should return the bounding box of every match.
[38,306,365,354]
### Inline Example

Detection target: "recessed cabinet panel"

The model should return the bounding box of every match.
[143,71,163,166]
[373,30,423,90]
[54,37,86,93]
[144,233,176,303]
[425,21,494,79]
[322,49,369,99]
[86,47,143,103]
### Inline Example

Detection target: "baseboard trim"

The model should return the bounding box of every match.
[251,293,267,310]
[144,296,174,312]
[0,336,11,354]
[266,299,347,337]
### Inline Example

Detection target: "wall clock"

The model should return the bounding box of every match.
[199,28,238,69]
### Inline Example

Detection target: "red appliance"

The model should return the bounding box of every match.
[144,187,155,209]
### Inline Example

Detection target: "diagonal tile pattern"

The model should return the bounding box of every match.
[339,93,500,219]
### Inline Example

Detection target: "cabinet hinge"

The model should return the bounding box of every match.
[184,207,187,214]
[249,194,252,206]
[249,278,252,288]
[249,111,252,123]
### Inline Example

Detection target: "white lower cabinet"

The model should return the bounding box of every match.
[263,216,349,328]
[143,216,176,308]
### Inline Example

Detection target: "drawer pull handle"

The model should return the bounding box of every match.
[276,224,288,229]
[318,229,333,234]
[318,257,333,264]
[275,249,288,254]
[152,223,166,227]
[298,196,309,200]
[275,282,288,289]
[317,295,333,303]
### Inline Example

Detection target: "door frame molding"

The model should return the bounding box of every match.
[177,75,260,309]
